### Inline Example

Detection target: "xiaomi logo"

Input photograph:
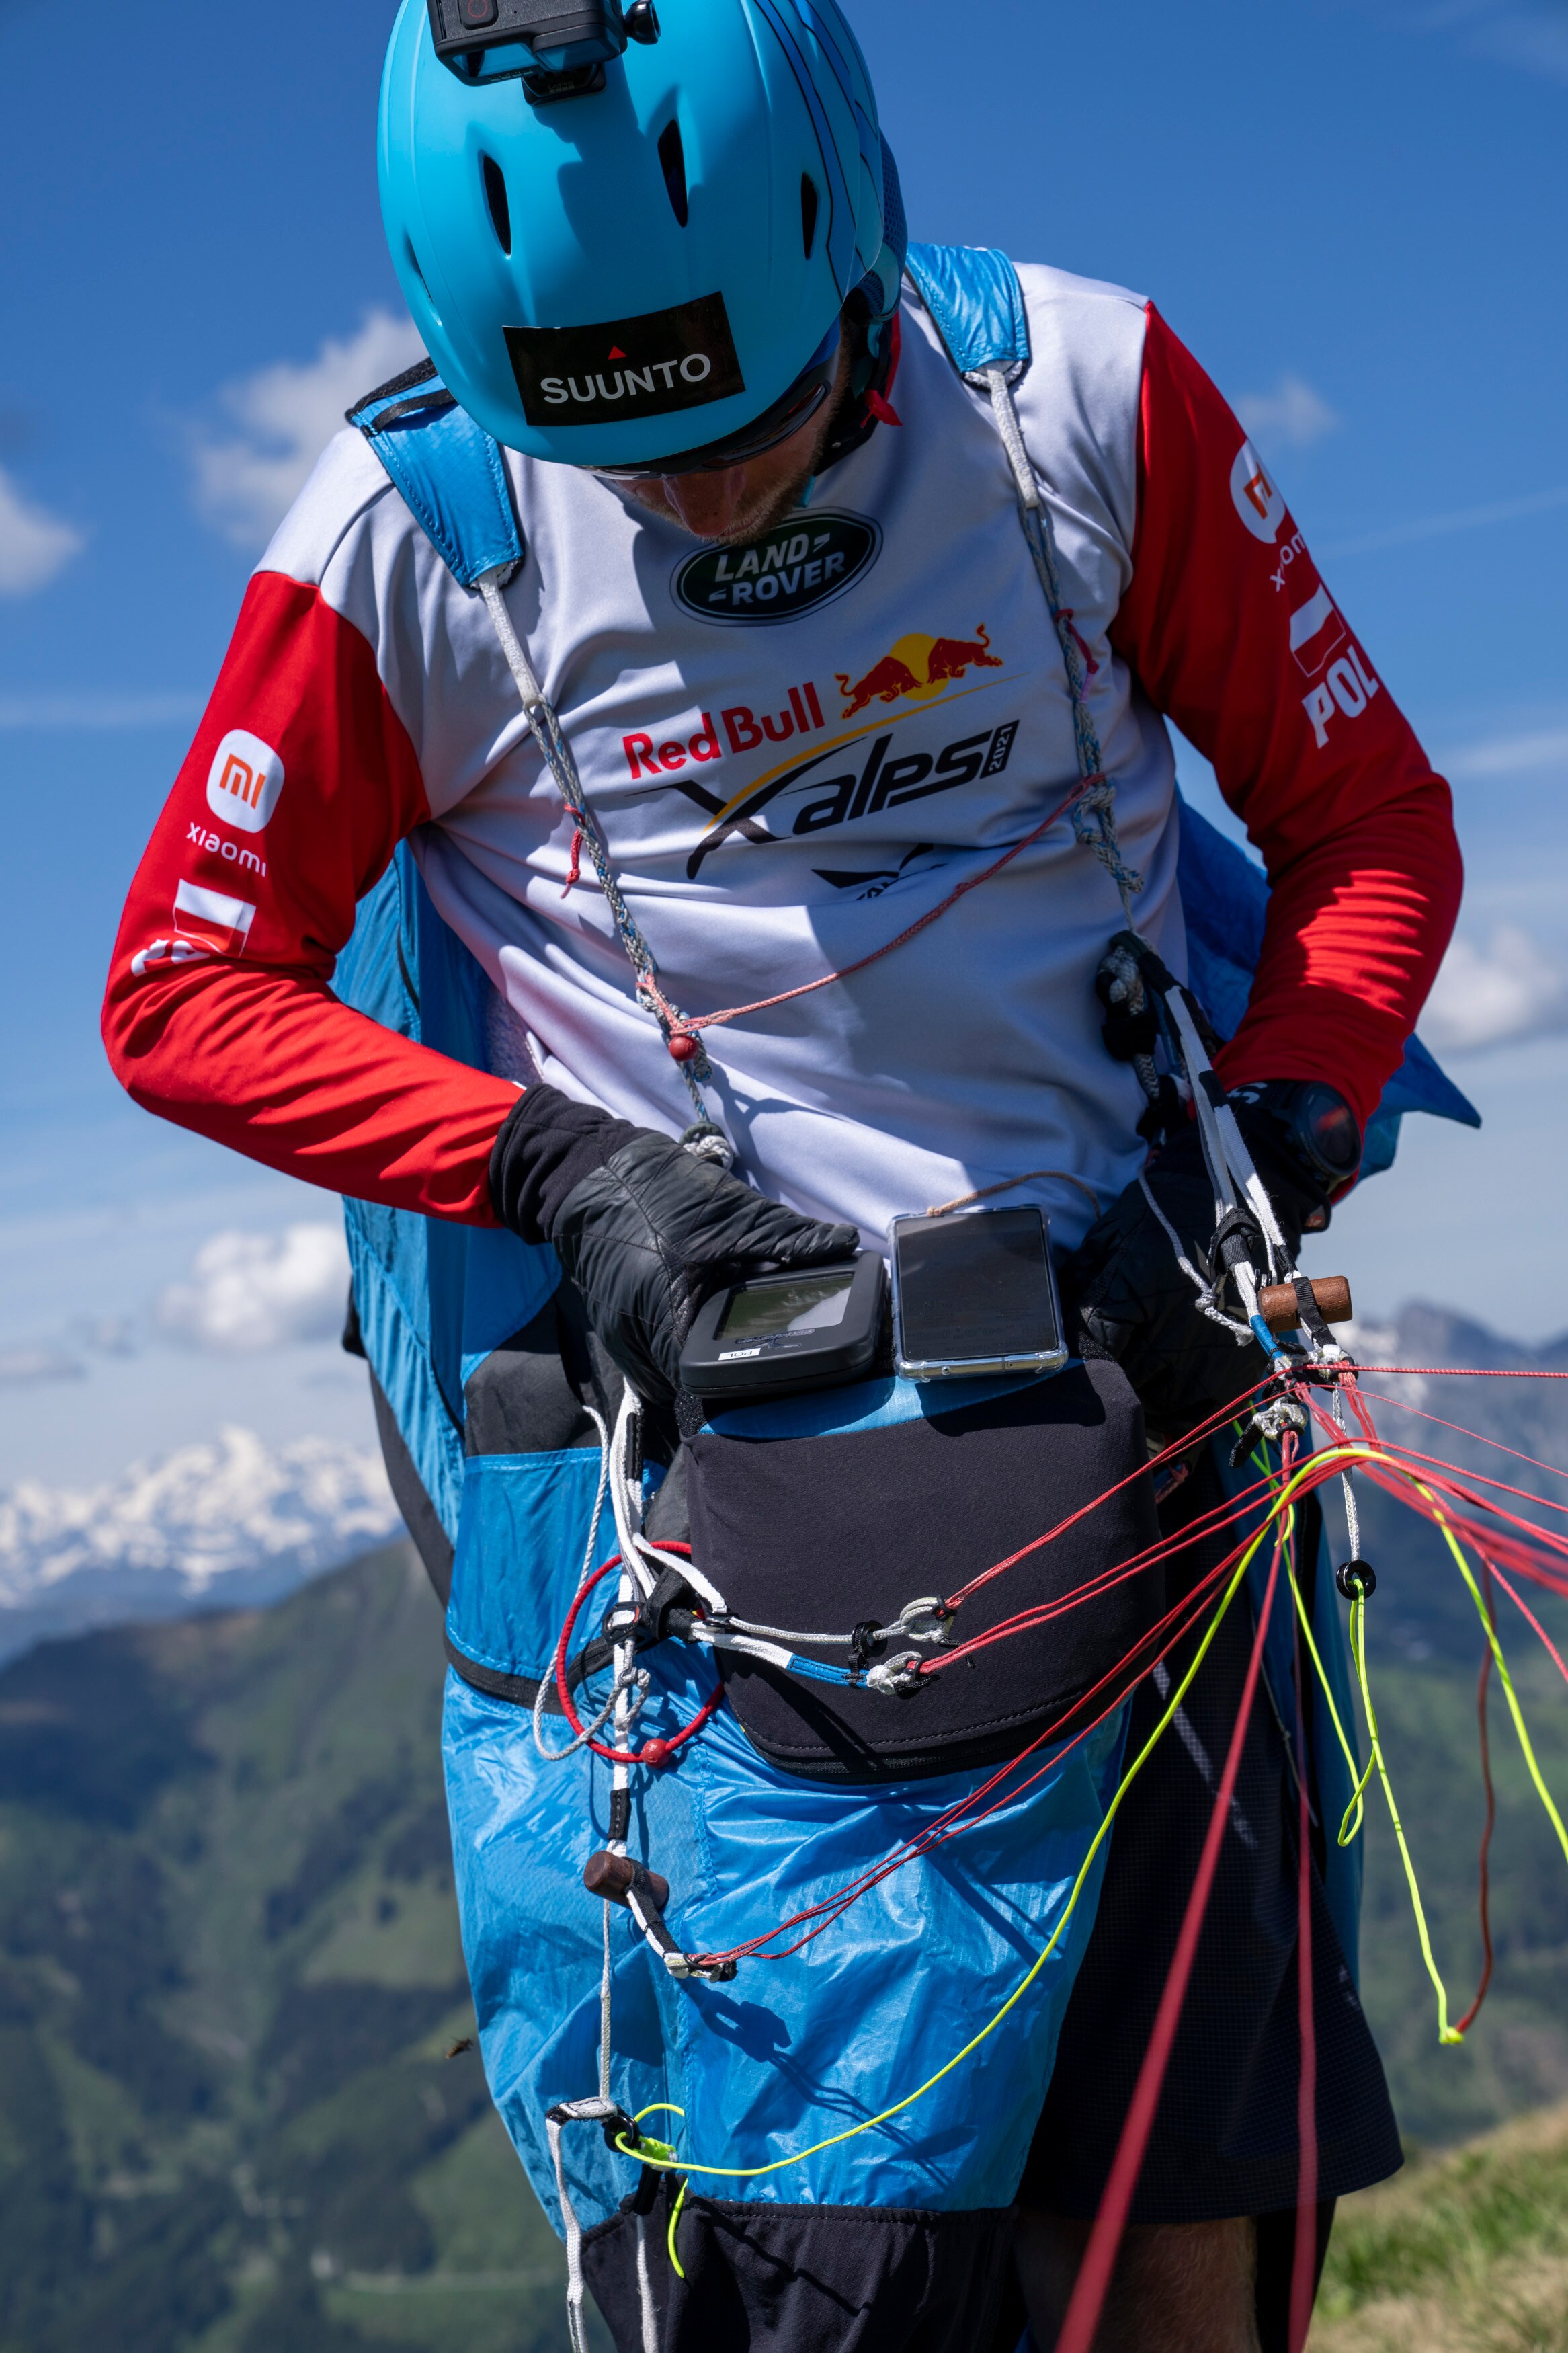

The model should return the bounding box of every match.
[1229,440,1287,544]
[206,730,284,834]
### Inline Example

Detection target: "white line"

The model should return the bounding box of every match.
[1321,484,1568,560]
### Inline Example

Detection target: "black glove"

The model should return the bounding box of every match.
[1066,1082,1360,1440]
[489,1086,857,1403]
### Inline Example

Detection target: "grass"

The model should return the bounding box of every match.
[1314,2099,1568,2350]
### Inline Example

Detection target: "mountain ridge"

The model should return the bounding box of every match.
[0,1425,401,1663]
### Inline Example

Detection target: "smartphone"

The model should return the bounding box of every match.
[889,1205,1068,1381]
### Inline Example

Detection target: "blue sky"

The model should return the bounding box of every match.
[2,0,1566,1484]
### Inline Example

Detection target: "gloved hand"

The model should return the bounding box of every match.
[489,1086,857,1403]
[1065,1081,1360,1441]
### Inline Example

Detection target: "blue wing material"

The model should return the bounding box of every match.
[333,848,557,1539]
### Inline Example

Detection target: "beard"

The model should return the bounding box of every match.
[612,335,858,548]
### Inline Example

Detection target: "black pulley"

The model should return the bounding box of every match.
[1335,1558,1377,1601]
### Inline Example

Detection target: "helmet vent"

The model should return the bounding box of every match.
[481,154,512,257]
[657,120,690,228]
[404,239,440,325]
[800,175,819,259]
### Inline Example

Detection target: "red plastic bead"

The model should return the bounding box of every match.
[639,1738,673,1769]
[667,1033,699,1063]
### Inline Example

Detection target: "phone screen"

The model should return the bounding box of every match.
[894,1207,1061,1366]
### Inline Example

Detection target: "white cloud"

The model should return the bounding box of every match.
[191,309,425,549]
[1420,924,1568,1053]
[1442,724,1568,781]
[0,464,83,595]
[1464,3,1568,82]
[1233,374,1341,452]
[0,1344,85,1386]
[0,690,200,730]
[1352,0,1568,85]
[156,1224,351,1352]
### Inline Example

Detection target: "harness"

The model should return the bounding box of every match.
[333,247,1483,2349]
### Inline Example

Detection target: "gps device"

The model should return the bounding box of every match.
[890,1206,1068,1382]
[679,1255,886,1404]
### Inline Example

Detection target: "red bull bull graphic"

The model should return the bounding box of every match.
[837,625,1003,719]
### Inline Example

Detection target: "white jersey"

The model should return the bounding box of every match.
[111,260,1447,1237]
[269,264,1165,1245]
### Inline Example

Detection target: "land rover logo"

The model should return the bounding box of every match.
[674,510,881,625]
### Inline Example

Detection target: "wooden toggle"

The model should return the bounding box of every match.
[1257,1275,1352,1334]
[583,1850,671,1913]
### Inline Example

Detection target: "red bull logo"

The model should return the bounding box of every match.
[837,625,1003,719]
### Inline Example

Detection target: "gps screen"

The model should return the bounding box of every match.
[718,1271,855,1341]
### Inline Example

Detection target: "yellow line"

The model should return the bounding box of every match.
[612,1472,1327,2186]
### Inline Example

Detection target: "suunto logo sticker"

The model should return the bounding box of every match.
[674,511,881,625]
[506,292,745,430]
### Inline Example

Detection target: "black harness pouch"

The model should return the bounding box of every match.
[684,1359,1163,1783]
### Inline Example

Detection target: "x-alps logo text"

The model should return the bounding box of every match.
[684,710,1018,877]
[624,625,1018,875]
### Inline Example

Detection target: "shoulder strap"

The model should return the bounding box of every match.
[903,244,1479,1169]
[904,243,1031,382]
[347,358,524,588]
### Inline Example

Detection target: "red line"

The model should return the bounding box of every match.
[1289,1623,1319,2352]
[680,782,1091,1038]
[931,1469,1284,1671]
[696,1534,1261,1968]
[1489,1563,1568,1693]
[1342,1383,1568,1492]
[944,1382,1276,1611]
[1452,1558,1497,2040]
[1055,1511,1287,2353]
[1354,1365,1568,1380]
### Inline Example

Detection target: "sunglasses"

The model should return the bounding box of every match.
[591,323,842,481]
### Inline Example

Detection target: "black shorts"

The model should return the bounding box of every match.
[1020,1453,1403,2225]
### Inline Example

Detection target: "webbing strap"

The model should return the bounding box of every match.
[348,360,524,589]
[905,241,1031,381]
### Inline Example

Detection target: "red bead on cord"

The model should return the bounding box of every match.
[551,1552,723,1765]
[667,1032,700,1063]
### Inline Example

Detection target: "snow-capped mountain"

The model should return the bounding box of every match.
[0,1427,404,1662]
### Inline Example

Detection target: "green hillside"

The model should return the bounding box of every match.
[1,1472,1567,2350]
[1342,1480,1568,2151]
[1313,2098,1568,2350]
[0,1542,594,2353]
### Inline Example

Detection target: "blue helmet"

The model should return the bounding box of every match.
[378,0,905,467]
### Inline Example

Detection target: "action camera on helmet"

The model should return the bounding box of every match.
[425,0,659,100]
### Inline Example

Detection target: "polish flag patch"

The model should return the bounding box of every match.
[173,879,257,955]
[1288,583,1347,678]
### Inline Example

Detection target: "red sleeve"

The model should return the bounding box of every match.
[101,572,520,1223]
[1108,306,1463,1133]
